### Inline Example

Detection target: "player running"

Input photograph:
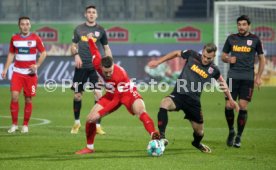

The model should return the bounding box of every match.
[1,16,47,133]
[75,34,160,154]
[148,43,239,153]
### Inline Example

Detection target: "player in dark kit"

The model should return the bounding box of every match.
[222,15,265,148]
[75,34,160,154]
[148,43,239,153]
[70,5,112,134]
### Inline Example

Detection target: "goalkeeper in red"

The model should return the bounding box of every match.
[75,34,160,154]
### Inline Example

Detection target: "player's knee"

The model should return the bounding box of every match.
[74,93,82,101]
[239,102,248,110]
[195,129,204,136]
[160,98,171,109]
[25,97,32,103]
[11,95,19,102]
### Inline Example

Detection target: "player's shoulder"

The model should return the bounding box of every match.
[228,33,239,39]
[248,32,261,40]
[75,23,86,30]
[95,24,105,31]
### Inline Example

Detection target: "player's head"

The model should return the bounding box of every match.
[85,5,98,24]
[201,43,217,65]
[101,56,114,80]
[18,16,31,35]
[237,15,251,36]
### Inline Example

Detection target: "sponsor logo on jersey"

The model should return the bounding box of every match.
[190,64,208,78]
[81,36,97,42]
[18,47,30,54]
[232,45,251,52]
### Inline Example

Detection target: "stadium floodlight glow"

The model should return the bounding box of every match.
[214,1,276,78]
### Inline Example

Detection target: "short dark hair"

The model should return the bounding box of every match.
[237,15,251,25]
[86,5,96,11]
[18,16,30,25]
[101,56,113,68]
[204,43,217,53]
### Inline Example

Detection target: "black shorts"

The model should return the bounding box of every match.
[168,92,203,124]
[226,78,254,102]
[71,68,101,93]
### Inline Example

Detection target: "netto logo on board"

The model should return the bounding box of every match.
[36,27,58,42]
[106,27,128,42]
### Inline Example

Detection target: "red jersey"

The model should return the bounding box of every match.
[9,33,45,75]
[88,39,134,94]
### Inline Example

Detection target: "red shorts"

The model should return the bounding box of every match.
[97,90,142,116]
[11,72,38,97]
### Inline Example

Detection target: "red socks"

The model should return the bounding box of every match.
[23,102,32,126]
[10,101,19,125]
[86,122,96,145]
[139,112,156,135]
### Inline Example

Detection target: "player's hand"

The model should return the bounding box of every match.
[87,33,94,39]
[229,99,239,112]
[29,64,38,73]
[75,54,83,68]
[254,76,262,90]
[1,70,7,79]
[147,60,160,68]
[228,56,237,64]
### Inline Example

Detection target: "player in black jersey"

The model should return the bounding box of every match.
[148,43,239,153]
[70,5,112,134]
[222,15,265,148]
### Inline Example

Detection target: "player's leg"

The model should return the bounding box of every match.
[190,121,211,153]
[8,73,23,133]
[70,68,86,134]
[21,74,37,133]
[158,96,177,140]
[234,80,253,148]
[129,98,158,137]
[225,78,239,146]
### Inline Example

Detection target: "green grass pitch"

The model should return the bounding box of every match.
[0,86,275,170]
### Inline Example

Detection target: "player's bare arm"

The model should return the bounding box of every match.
[221,52,237,64]
[217,75,239,112]
[255,54,265,87]
[103,44,112,57]
[71,42,82,68]
[29,51,47,73]
[1,52,15,79]
[147,50,182,68]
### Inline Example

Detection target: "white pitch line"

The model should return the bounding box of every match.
[0,116,51,128]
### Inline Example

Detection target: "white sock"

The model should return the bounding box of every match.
[75,120,80,124]
[87,144,94,150]
[96,124,101,128]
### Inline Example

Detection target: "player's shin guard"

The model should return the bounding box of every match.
[73,100,81,120]
[158,108,168,138]
[10,101,19,125]
[225,108,234,131]
[192,132,204,147]
[86,122,96,145]
[237,110,248,137]
[23,102,32,126]
[139,112,155,135]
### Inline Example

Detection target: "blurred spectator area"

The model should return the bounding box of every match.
[0,0,215,22]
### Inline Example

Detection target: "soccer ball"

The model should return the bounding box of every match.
[147,140,165,157]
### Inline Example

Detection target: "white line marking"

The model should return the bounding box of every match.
[0,116,51,128]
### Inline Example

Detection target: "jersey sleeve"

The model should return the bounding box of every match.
[100,30,108,46]
[72,28,80,43]
[36,35,46,53]
[256,38,264,55]
[88,38,101,71]
[222,36,231,53]
[9,37,15,53]
[180,50,192,59]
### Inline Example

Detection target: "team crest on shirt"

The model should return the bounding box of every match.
[247,40,252,46]
[94,31,100,37]
[27,41,32,47]
[208,67,214,74]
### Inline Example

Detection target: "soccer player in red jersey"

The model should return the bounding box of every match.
[1,16,47,133]
[75,34,160,154]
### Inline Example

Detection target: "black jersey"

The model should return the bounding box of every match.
[222,33,264,80]
[173,50,221,101]
[72,23,108,69]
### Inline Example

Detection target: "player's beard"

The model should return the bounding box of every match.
[238,29,248,36]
